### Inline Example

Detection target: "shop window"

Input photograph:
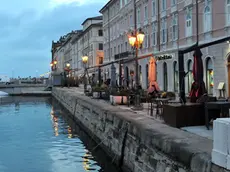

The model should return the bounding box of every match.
[163,62,168,91]
[173,61,179,92]
[206,57,214,94]
[125,66,129,87]
[187,60,193,92]
[146,64,149,88]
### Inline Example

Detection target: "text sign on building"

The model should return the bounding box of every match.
[156,55,173,61]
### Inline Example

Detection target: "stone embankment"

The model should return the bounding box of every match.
[52,87,229,172]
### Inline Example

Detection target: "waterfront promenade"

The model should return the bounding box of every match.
[52,87,229,172]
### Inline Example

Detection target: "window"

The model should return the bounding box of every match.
[125,42,128,51]
[110,48,113,57]
[99,43,103,50]
[186,7,192,37]
[118,45,120,53]
[144,34,149,48]
[171,0,176,6]
[144,6,148,20]
[114,47,116,55]
[160,18,167,43]
[227,0,230,25]
[152,23,157,46]
[163,62,168,91]
[206,57,214,94]
[98,30,103,36]
[171,14,178,40]
[130,14,133,26]
[120,0,122,9]
[152,0,156,16]
[137,8,141,23]
[145,64,149,87]
[162,0,166,11]
[204,6,212,32]
[124,0,127,5]
[173,61,179,92]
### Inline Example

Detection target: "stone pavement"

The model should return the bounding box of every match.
[61,87,215,140]
[61,86,163,122]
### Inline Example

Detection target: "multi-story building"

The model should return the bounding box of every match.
[72,16,104,77]
[51,16,104,81]
[51,31,81,73]
[100,0,230,97]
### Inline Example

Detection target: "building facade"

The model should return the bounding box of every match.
[100,0,230,97]
[51,16,104,80]
[74,16,104,76]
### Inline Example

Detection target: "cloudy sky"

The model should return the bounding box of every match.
[0,0,107,78]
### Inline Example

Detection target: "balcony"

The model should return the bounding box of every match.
[114,51,133,60]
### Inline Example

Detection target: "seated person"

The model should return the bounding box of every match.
[148,85,158,98]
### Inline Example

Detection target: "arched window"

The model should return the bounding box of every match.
[187,60,193,92]
[185,7,192,37]
[173,61,179,92]
[163,62,168,91]
[146,64,149,88]
[204,6,212,32]
[206,58,214,94]
[125,66,129,87]
[139,65,142,86]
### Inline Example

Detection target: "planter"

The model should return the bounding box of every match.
[110,95,127,105]
[93,92,100,98]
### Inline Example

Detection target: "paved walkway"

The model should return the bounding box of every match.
[61,86,212,140]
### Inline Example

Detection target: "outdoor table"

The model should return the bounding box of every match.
[205,102,230,130]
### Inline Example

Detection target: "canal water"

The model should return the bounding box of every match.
[0,96,120,172]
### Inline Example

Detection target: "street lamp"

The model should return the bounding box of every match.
[82,56,88,93]
[128,29,145,110]
[65,63,71,87]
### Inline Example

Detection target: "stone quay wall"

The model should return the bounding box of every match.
[52,88,228,172]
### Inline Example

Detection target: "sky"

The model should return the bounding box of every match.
[0,0,108,78]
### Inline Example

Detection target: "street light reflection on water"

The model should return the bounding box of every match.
[0,97,120,172]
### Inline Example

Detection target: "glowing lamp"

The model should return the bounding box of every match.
[137,30,145,44]
[66,63,70,68]
[82,56,88,64]
[50,63,53,67]
[128,33,136,47]
[53,60,57,65]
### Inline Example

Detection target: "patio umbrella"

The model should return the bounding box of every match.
[189,48,206,102]
[148,57,160,92]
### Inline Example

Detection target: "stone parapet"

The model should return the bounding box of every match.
[52,87,229,172]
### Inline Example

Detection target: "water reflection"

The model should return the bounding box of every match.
[0,98,120,172]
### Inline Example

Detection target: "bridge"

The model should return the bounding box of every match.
[0,84,51,95]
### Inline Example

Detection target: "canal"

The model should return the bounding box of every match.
[0,96,120,172]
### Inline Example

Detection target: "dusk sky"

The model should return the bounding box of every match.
[0,0,107,78]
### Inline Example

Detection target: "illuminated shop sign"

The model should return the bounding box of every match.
[156,55,173,61]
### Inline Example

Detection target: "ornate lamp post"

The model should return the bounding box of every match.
[82,55,88,93]
[65,63,71,87]
[128,29,145,110]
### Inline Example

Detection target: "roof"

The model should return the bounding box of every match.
[81,16,102,25]
[71,22,103,44]
[99,0,115,13]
